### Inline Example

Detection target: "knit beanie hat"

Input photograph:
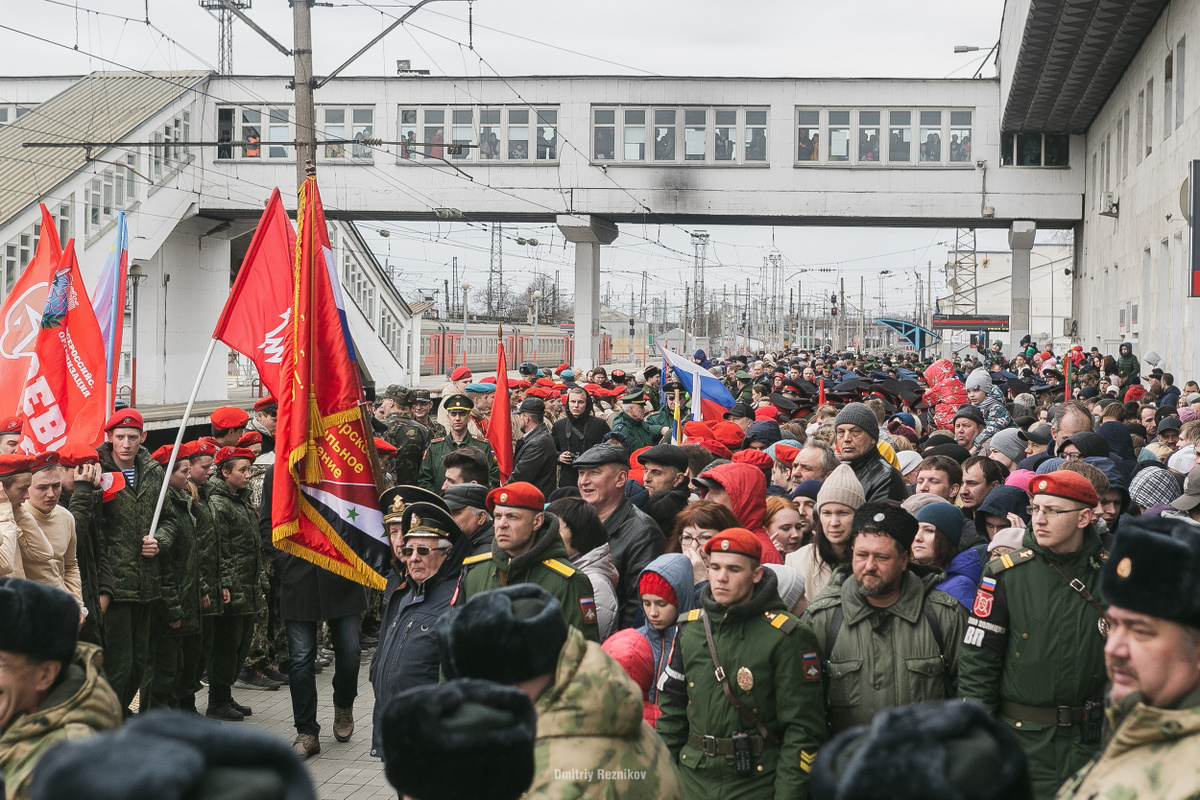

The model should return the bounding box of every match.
[987,528,1026,554]
[954,404,986,427]
[915,501,966,546]
[965,368,994,393]
[834,403,880,440]
[638,571,678,607]
[989,428,1026,465]
[764,564,806,611]
[816,464,866,512]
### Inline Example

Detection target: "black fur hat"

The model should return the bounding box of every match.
[0,578,78,666]
[437,584,568,684]
[381,678,536,800]
[29,710,316,800]
[1102,515,1200,628]
[851,501,919,552]
[811,700,1031,800]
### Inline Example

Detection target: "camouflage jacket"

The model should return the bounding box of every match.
[191,490,223,617]
[206,476,265,616]
[0,643,122,800]
[413,415,447,440]
[96,443,177,603]
[383,412,431,485]
[158,486,202,635]
[1055,686,1200,800]
[525,626,686,800]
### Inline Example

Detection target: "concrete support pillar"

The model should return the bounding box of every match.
[1009,220,1037,353]
[556,215,618,372]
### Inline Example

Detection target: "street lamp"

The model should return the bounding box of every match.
[461,282,470,367]
[532,289,542,365]
[128,263,146,407]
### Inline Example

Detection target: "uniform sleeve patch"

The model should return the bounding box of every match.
[971,588,994,618]
[579,596,597,624]
[802,651,821,681]
[800,750,816,772]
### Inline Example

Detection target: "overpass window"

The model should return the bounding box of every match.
[1017,133,1041,165]
[745,110,767,160]
[797,110,820,161]
[1000,132,1068,166]
[889,111,910,161]
[623,109,646,160]
[400,109,417,158]
[352,109,373,158]
[919,111,941,162]
[217,109,234,159]
[1165,53,1174,136]
[452,109,472,160]
[1177,38,1186,130]
[1044,135,1069,166]
[480,109,501,159]
[1000,132,1014,165]
[828,111,850,162]
[324,109,345,158]
[242,109,261,158]
[949,111,971,162]
[423,109,444,158]
[268,108,290,159]
[594,108,615,159]
[508,109,529,159]
[654,109,676,160]
[537,109,557,160]
[715,109,737,161]
[858,111,880,161]
[684,109,706,160]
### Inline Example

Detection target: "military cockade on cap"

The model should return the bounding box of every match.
[380,485,449,524]
[486,482,544,513]
[104,408,144,432]
[442,393,474,413]
[400,501,462,542]
[1102,515,1200,629]
[1030,470,1099,508]
[703,527,763,561]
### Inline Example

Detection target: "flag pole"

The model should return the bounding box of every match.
[146,337,219,541]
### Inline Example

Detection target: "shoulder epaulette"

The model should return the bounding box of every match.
[462,553,491,566]
[986,548,1035,574]
[683,609,703,622]
[764,611,797,633]
[542,558,576,577]
[431,437,445,443]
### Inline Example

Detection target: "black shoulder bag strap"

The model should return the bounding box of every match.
[1043,558,1111,636]
[700,611,779,747]
[824,605,844,665]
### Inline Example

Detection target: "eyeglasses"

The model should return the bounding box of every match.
[681,534,714,546]
[1027,505,1086,519]
[1061,451,1083,460]
[401,543,450,557]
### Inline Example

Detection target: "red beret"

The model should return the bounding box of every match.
[191,440,219,457]
[177,442,200,460]
[481,376,497,385]
[525,387,550,400]
[373,437,397,457]
[104,409,143,432]
[150,445,175,467]
[450,366,472,382]
[555,363,570,375]
[253,396,278,412]
[236,431,263,448]
[0,454,32,477]
[486,481,544,513]
[31,452,60,473]
[214,446,256,464]
[0,416,22,436]
[1030,470,1100,508]
[755,406,779,421]
[773,444,802,465]
[693,437,732,460]
[733,449,773,469]
[211,406,249,429]
[704,527,763,561]
[535,377,556,388]
[683,421,714,439]
[513,380,530,390]
[710,421,746,452]
[57,442,100,467]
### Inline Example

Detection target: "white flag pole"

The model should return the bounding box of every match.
[146,337,219,540]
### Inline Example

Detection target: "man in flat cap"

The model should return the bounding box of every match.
[444,483,493,555]
[370,500,467,761]
[0,578,122,799]
[418,394,498,492]
[958,471,1110,800]
[1055,515,1200,799]
[509,398,557,498]
[658,528,826,800]
[379,385,431,486]
[455,482,599,642]
[637,443,692,537]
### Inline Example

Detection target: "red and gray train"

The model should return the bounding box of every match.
[419,320,612,376]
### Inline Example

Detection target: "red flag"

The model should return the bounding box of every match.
[487,330,514,481]
[818,377,827,406]
[271,175,387,590]
[0,205,62,417]
[18,241,107,453]
[212,189,296,399]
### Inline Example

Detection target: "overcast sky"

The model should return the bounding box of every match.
[2,0,1026,317]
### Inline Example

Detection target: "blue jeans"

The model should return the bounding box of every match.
[285,616,362,735]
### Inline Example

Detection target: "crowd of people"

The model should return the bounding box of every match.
[4,339,1200,800]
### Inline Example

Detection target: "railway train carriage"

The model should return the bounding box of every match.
[419,321,611,376]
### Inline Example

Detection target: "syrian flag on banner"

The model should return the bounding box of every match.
[658,344,736,421]
[271,174,387,590]
[0,205,61,420]
[212,188,296,399]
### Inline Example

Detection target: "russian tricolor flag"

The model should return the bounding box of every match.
[658,344,735,422]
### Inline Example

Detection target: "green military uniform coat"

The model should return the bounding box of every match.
[658,569,827,800]
[206,476,266,616]
[957,528,1109,800]
[159,486,202,635]
[96,443,176,602]
[383,411,431,485]
[456,512,599,642]
[610,411,662,452]
[417,432,500,491]
[191,489,223,617]
[646,401,688,439]
[802,564,966,733]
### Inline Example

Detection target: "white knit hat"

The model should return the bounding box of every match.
[816,463,866,512]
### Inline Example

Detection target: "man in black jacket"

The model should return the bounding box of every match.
[834,403,907,504]
[259,467,367,760]
[637,444,691,545]
[509,398,557,498]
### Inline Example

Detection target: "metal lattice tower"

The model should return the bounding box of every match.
[487,223,503,315]
[945,227,979,314]
[691,231,709,339]
[199,1,251,75]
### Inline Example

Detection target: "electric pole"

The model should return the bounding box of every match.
[839,278,846,352]
[291,0,315,189]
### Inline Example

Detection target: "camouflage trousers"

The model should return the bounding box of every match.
[244,559,287,671]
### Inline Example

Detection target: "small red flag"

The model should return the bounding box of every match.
[818,377,827,406]
[0,205,62,418]
[487,330,514,481]
[18,241,107,453]
[212,189,296,399]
